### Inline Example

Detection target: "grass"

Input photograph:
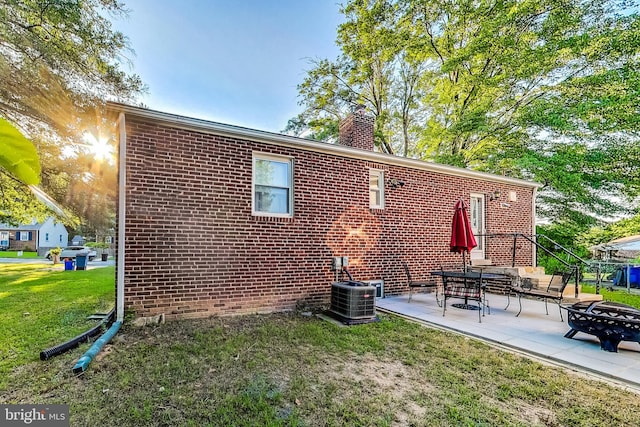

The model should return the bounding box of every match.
[0,250,40,258]
[2,311,640,426]
[581,284,640,307]
[0,264,114,389]
[2,265,640,426]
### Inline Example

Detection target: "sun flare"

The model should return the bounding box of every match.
[82,132,114,162]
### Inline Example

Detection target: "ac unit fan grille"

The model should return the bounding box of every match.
[330,282,376,319]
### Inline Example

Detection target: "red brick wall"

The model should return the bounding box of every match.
[338,108,375,151]
[122,117,535,319]
[9,231,36,251]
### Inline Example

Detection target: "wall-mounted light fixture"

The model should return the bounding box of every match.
[388,178,405,189]
[488,190,501,201]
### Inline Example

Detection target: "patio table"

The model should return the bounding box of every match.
[430,270,485,310]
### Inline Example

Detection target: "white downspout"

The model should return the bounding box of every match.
[116,112,127,322]
[532,186,538,267]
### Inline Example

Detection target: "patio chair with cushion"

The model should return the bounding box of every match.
[512,269,574,321]
[403,261,440,306]
[441,267,489,323]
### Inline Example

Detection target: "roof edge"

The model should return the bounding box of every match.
[107,102,542,189]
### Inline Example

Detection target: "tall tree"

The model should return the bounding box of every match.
[0,0,143,227]
[292,0,640,227]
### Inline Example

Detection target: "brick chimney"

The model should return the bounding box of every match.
[338,105,374,151]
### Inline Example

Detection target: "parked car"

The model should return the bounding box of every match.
[45,246,97,261]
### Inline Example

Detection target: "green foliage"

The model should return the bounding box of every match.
[581,211,640,246]
[0,171,50,225]
[293,0,640,227]
[537,222,591,273]
[0,118,40,185]
[0,0,143,229]
[85,241,109,250]
[0,0,144,134]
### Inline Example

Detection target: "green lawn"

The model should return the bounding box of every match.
[0,250,40,258]
[3,267,640,426]
[0,264,114,388]
[3,313,640,426]
[582,284,640,307]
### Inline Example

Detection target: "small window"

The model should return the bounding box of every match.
[19,232,30,241]
[59,235,63,242]
[369,170,384,209]
[45,233,49,242]
[253,154,293,216]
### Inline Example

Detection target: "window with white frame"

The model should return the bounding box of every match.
[19,232,30,241]
[253,154,293,216]
[369,170,384,209]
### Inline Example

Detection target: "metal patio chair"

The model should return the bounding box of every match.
[512,269,574,321]
[403,261,440,306]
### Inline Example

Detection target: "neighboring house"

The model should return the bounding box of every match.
[71,235,85,246]
[591,235,640,261]
[110,103,540,320]
[0,217,68,255]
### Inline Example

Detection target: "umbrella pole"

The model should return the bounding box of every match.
[462,252,466,272]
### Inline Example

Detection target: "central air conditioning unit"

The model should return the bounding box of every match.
[329,281,376,320]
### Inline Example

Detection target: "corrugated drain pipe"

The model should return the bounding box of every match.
[40,309,114,360]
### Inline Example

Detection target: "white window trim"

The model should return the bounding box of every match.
[252,152,294,217]
[369,169,385,209]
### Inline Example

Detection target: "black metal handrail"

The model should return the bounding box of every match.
[477,233,583,297]
[477,232,636,296]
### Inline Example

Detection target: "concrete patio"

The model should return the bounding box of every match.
[376,291,640,392]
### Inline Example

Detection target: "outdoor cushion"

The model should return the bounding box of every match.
[445,286,480,299]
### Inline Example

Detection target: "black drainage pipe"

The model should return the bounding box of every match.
[40,309,115,361]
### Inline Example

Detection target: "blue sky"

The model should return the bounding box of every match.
[113,1,343,132]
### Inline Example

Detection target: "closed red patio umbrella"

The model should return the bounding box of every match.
[450,199,477,271]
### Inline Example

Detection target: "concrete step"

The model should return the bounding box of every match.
[564,293,603,304]
[523,274,550,285]
[471,259,493,266]
[516,266,546,276]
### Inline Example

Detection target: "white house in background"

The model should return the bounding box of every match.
[0,217,68,255]
[591,234,640,261]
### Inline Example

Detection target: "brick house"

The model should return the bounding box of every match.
[110,103,540,320]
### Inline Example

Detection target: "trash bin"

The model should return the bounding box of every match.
[630,267,640,288]
[101,253,108,262]
[75,251,89,270]
[64,258,74,271]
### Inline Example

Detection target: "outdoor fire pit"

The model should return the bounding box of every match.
[563,300,640,352]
